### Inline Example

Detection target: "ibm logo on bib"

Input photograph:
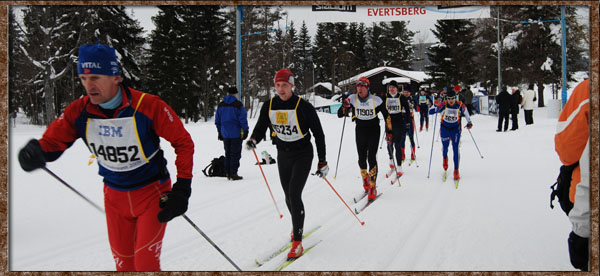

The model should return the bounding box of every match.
[99,125,123,137]
[275,112,288,125]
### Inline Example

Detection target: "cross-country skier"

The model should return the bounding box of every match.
[416,89,433,132]
[246,68,328,259]
[337,76,390,200]
[428,85,473,181]
[384,80,411,180]
[400,89,417,164]
[17,43,194,271]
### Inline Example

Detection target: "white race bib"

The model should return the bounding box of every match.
[443,108,460,123]
[86,117,157,172]
[354,95,377,120]
[269,98,304,142]
[386,97,402,114]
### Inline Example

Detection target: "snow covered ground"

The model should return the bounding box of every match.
[9,82,587,272]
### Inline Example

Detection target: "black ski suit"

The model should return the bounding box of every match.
[385,92,412,166]
[337,93,389,179]
[249,94,326,241]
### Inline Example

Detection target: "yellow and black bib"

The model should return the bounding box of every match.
[268,97,305,142]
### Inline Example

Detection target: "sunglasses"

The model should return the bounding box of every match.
[356,81,368,87]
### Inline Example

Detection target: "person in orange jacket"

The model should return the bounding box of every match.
[554,78,590,271]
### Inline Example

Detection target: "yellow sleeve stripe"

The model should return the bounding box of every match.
[294,97,304,137]
[132,93,149,163]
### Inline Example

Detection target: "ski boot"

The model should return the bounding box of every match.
[426,123,429,132]
[368,166,378,200]
[454,169,460,180]
[401,148,406,163]
[229,174,243,180]
[287,241,303,258]
[411,147,416,161]
[443,157,449,171]
[420,125,423,132]
[361,169,370,192]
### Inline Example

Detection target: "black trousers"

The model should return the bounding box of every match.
[387,122,404,166]
[524,109,534,125]
[511,112,519,130]
[277,144,313,241]
[356,125,380,175]
[498,111,510,131]
[223,138,242,175]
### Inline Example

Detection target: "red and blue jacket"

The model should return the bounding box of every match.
[38,85,194,191]
[429,100,471,130]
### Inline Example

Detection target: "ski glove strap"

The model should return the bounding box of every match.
[316,161,329,178]
[157,178,191,223]
[18,139,46,172]
[245,138,257,150]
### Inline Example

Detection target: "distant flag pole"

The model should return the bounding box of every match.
[560,6,567,109]
[236,5,243,100]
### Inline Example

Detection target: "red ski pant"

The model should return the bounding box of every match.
[104,178,171,271]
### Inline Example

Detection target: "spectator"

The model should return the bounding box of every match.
[463,88,474,115]
[555,79,589,271]
[496,87,511,132]
[522,83,536,125]
[510,88,522,130]
[215,86,249,180]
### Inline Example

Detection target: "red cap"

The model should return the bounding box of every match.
[274,69,294,85]
[356,77,370,87]
[454,85,461,91]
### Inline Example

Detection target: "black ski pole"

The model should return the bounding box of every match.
[42,167,104,214]
[333,114,347,179]
[160,195,242,271]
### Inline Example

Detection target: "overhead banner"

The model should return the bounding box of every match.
[309,6,491,22]
[312,5,356,12]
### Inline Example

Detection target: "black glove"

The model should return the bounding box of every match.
[245,138,257,150]
[18,139,46,172]
[315,161,329,178]
[241,129,248,140]
[218,131,223,141]
[568,231,589,271]
[466,122,473,129]
[157,178,191,223]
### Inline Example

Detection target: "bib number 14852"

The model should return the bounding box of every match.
[89,143,141,163]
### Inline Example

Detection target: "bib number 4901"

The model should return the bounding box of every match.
[89,143,141,163]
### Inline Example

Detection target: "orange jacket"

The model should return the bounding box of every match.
[554,78,590,237]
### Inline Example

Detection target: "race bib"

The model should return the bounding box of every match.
[443,108,460,123]
[270,109,304,142]
[86,117,157,172]
[386,98,402,114]
[355,95,377,120]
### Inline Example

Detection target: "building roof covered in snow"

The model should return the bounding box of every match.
[338,66,430,87]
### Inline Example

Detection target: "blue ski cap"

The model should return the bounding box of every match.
[77,43,120,76]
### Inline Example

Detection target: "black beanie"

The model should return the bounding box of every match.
[228,87,238,94]
[388,80,398,89]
